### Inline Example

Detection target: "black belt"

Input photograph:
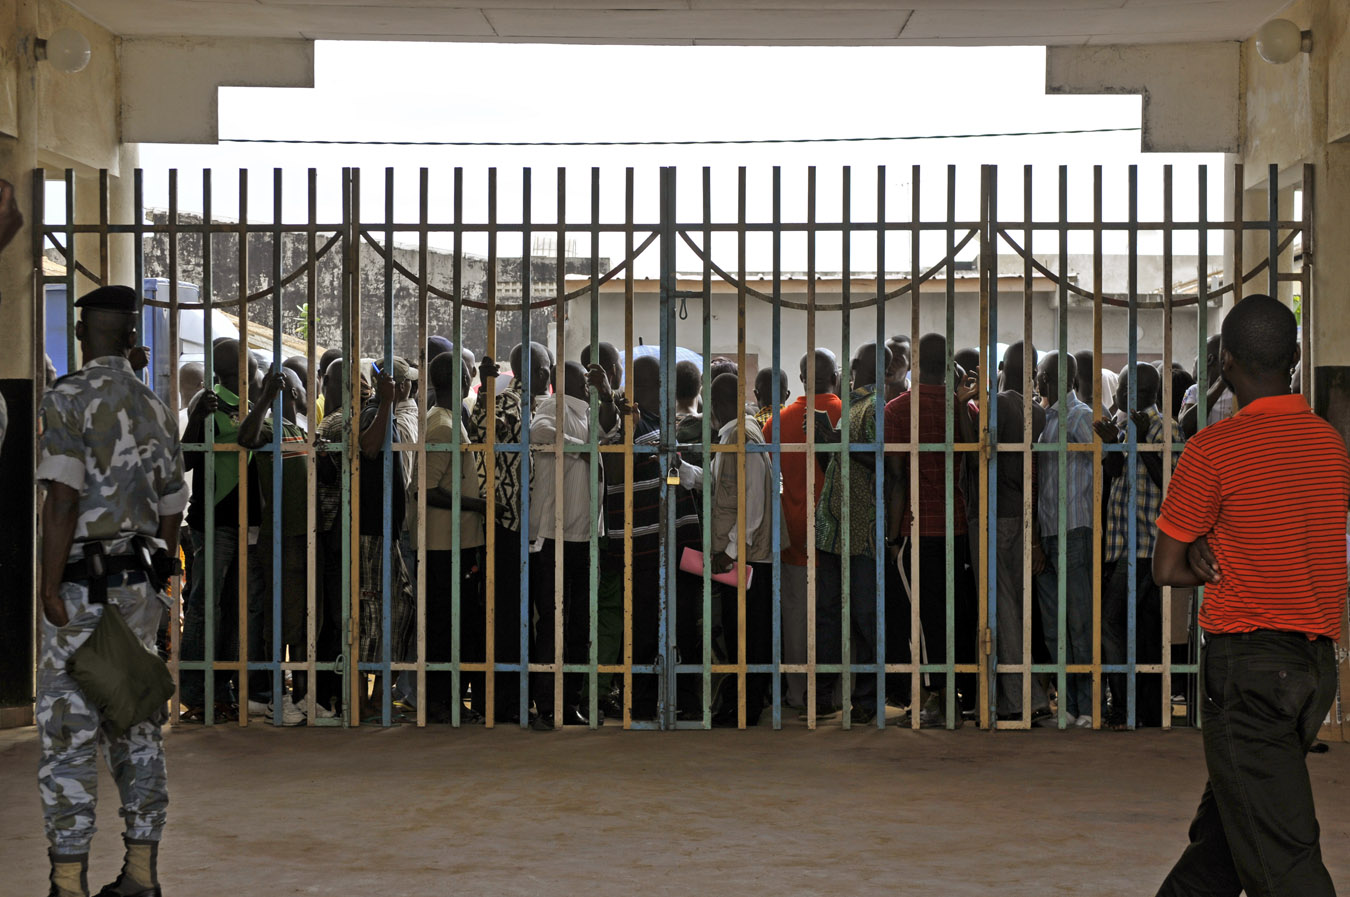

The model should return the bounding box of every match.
[63,554,145,604]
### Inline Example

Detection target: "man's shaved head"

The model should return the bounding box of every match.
[1221,294,1297,380]
[800,348,839,395]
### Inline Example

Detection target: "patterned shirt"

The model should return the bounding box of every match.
[315,410,349,533]
[37,356,187,559]
[1037,391,1095,537]
[1105,406,1170,561]
[816,383,883,558]
[469,383,528,533]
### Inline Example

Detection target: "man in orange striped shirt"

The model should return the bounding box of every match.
[1153,295,1348,897]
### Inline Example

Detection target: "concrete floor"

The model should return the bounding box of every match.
[1,723,1347,896]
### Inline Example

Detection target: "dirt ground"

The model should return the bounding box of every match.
[1,722,1347,897]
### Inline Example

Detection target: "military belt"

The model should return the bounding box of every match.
[62,554,144,604]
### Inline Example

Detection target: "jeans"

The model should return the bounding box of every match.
[1156,631,1337,897]
[180,526,240,708]
[1033,527,1094,719]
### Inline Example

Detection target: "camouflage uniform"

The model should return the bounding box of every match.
[36,355,187,855]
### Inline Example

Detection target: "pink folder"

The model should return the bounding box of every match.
[679,547,754,589]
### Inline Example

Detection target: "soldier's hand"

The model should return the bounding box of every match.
[40,579,68,627]
[129,346,151,372]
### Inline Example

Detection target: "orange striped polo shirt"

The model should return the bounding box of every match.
[1157,393,1350,640]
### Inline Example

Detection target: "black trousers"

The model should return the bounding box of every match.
[903,535,978,711]
[1103,558,1164,726]
[716,560,773,724]
[528,538,593,717]
[314,524,346,712]
[1156,630,1337,897]
[425,547,486,714]
[630,568,704,719]
[489,523,525,719]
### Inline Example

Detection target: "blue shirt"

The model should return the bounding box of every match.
[1036,390,1095,537]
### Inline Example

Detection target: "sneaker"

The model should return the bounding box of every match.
[246,699,269,717]
[1075,714,1093,729]
[265,697,307,726]
[1031,707,1057,727]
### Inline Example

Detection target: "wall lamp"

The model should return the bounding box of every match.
[1255,18,1312,65]
[35,28,91,74]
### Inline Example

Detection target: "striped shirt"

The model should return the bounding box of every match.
[1037,391,1095,537]
[1157,393,1350,640]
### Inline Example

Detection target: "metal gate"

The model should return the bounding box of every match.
[33,161,1312,731]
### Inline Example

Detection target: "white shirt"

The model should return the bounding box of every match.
[528,394,599,542]
[711,418,769,559]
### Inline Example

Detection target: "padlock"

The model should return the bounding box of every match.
[666,465,681,486]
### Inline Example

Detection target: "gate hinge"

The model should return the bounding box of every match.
[980,627,993,657]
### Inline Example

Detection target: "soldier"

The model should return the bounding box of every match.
[36,285,186,897]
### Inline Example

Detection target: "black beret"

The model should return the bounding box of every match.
[74,285,138,314]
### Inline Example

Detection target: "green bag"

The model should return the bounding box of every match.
[66,603,175,738]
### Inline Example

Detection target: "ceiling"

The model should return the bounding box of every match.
[67,0,1292,45]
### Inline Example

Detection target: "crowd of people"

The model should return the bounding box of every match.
[169,319,1264,732]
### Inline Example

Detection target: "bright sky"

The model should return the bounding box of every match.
[129,42,1226,276]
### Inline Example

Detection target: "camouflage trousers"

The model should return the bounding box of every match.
[37,576,169,854]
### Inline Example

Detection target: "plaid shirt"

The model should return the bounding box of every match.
[1105,407,1168,561]
[816,383,883,558]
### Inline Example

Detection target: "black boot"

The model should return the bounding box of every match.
[48,851,88,897]
[95,838,161,897]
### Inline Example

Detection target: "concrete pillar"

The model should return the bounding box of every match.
[0,0,40,723]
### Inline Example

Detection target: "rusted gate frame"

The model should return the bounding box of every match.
[32,162,1309,732]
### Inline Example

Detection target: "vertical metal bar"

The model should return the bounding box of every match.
[305,168,320,723]
[347,167,363,725]
[235,168,249,728]
[1268,164,1280,299]
[700,166,715,728]
[586,166,601,728]
[553,167,567,729]
[450,166,465,727]
[791,164,814,732]
[943,163,959,728]
[1018,164,1033,729]
[64,170,76,369]
[201,168,218,725]
[167,170,182,723]
[908,164,923,729]
[1232,164,1245,311]
[1161,165,1175,731]
[269,167,284,726]
[482,167,499,728]
[657,166,675,728]
[98,169,109,286]
[379,167,395,729]
[1055,166,1069,728]
[519,167,533,728]
[415,167,430,728]
[976,165,991,731]
[132,169,144,357]
[984,165,1000,726]
[622,167,635,729]
[1300,163,1313,398]
[1125,164,1139,730]
[1193,165,1209,726]
[1091,166,1104,728]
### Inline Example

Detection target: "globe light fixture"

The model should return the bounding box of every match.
[35,28,91,74]
[1254,18,1311,65]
